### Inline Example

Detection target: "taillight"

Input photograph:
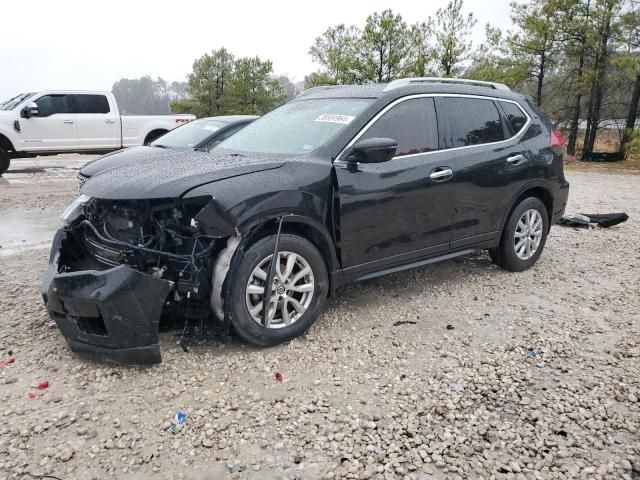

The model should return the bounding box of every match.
[550,130,566,149]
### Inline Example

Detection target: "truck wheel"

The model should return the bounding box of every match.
[225,234,329,346]
[490,197,549,272]
[0,148,10,175]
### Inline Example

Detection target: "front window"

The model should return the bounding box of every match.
[151,119,229,150]
[0,92,35,110]
[217,98,373,155]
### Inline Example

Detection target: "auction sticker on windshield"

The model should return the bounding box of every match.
[314,114,355,124]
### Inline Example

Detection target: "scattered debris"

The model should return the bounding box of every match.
[527,348,538,359]
[27,392,38,399]
[170,410,187,434]
[37,381,50,390]
[446,325,455,330]
[393,320,417,326]
[275,372,283,382]
[0,357,15,367]
[558,212,628,228]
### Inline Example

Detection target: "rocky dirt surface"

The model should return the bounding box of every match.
[0,158,638,480]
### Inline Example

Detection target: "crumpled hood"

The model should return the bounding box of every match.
[80,148,285,199]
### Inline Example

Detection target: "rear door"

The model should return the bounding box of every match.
[435,95,532,248]
[19,93,77,151]
[335,97,455,271]
[73,94,119,149]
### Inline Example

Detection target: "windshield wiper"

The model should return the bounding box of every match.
[152,144,171,149]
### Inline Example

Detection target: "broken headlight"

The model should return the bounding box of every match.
[60,194,91,225]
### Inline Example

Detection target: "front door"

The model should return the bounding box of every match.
[335,97,454,271]
[19,93,77,151]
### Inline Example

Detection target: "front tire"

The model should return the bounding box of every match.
[225,234,329,346]
[490,197,549,272]
[0,148,10,175]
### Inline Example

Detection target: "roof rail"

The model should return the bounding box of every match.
[383,77,511,92]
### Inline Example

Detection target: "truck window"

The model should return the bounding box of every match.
[35,94,71,117]
[74,94,110,114]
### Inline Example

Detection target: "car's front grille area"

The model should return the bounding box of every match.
[77,173,89,190]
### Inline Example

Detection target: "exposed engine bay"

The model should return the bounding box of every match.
[70,196,226,300]
[43,195,239,364]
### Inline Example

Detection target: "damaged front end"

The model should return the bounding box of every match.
[42,195,235,364]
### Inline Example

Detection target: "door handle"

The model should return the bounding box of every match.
[507,154,527,164]
[63,120,74,124]
[429,167,453,181]
[105,119,115,124]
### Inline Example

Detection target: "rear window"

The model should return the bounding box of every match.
[500,101,528,134]
[74,95,110,114]
[441,97,505,148]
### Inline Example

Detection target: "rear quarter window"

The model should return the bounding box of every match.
[499,101,528,135]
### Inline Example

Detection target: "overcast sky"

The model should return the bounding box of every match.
[0,0,514,100]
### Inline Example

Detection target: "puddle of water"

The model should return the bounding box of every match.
[0,210,59,257]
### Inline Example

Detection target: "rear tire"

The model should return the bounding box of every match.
[225,234,329,346]
[490,197,549,272]
[0,148,9,175]
[144,130,167,145]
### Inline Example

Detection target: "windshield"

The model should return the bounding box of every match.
[0,92,35,110]
[217,98,372,155]
[151,119,228,149]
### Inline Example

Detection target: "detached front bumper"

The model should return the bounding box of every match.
[42,229,173,365]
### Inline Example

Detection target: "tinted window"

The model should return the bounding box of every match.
[35,94,71,117]
[74,95,110,114]
[500,101,527,134]
[360,98,438,156]
[441,97,505,148]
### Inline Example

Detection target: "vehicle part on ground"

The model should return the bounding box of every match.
[558,212,629,228]
[225,234,329,346]
[489,197,549,272]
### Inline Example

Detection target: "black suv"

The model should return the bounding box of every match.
[43,78,569,364]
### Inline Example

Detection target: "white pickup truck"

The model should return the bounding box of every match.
[0,90,195,174]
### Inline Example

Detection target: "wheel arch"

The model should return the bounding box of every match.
[502,183,554,232]
[0,132,15,153]
[143,129,168,145]
[240,214,340,275]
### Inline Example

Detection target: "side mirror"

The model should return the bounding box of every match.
[21,102,39,119]
[348,137,397,164]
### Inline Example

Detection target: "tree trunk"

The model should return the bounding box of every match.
[584,2,613,158]
[620,73,640,156]
[537,51,546,107]
[566,51,585,156]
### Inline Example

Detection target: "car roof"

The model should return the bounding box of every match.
[296,79,524,103]
[200,115,259,124]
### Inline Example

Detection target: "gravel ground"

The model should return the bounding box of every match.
[0,157,639,480]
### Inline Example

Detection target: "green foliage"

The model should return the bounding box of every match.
[358,10,412,82]
[623,128,640,160]
[433,0,477,76]
[309,24,360,84]
[171,48,285,117]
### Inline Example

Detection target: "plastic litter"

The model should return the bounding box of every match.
[170,410,187,434]
[275,372,283,382]
[558,212,628,228]
[527,348,537,359]
[37,381,50,390]
[27,392,38,399]
[0,357,15,367]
